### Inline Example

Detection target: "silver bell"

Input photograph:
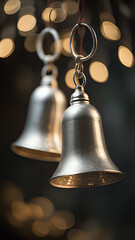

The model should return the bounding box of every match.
[50,86,124,187]
[11,64,66,161]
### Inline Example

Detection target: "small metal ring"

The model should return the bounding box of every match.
[73,72,86,87]
[75,62,84,78]
[70,23,97,63]
[36,27,61,64]
[41,64,58,79]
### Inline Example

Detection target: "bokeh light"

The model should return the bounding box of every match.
[32,220,50,237]
[100,21,121,41]
[52,210,75,230]
[62,0,78,15]
[65,69,76,89]
[89,61,109,83]
[67,228,85,240]
[24,33,38,52]
[50,8,67,23]
[61,30,71,56]
[99,11,115,23]
[0,38,15,58]
[118,46,134,68]
[17,15,36,32]
[30,197,55,219]
[42,7,53,22]
[4,0,21,15]
[11,201,31,222]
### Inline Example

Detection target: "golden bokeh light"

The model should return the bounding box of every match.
[61,30,71,56]
[118,46,134,68]
[53,210,75,230]
[17,15,36,32]
[30,197,55,219]
[32,220,50,237]
[67,228,85,240]
[50,8,67,23]
[6,213,23,228]
[62,0,78,15]
[52,216,67,230]
[89,61,109,83]
[42,7,53,22]
[28,203,44,220]
[100,21,121,41]
[49,221,65,237]
[11,201,31,222]
[65,69,76,89]
[24,33,38,52]
[99,11,115,23]
[4,0,21,15]
[0,38,15,58]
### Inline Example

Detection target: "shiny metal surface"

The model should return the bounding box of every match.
[50,87,124,187]
[70,23,97,63]
[11,73,66,161]
[36,27,61,64]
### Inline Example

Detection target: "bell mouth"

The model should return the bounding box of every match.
[11,145,61,162]
[50,171,124,188]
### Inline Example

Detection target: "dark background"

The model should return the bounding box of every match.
[0,0,135,240]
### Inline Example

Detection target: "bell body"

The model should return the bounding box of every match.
[11,75,66,161]
[50,87,124,187]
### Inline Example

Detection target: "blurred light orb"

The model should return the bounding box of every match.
[28,203,44,219]
[11,201,31,222]
[65,69,76,89]
[62,0,78,15]
[30,197,55,218]
[50,8,67,23]
[99,11,115,23]
[100,21,121,41]
[17,15,36,32]
[61,30,71,56]
[4,0,21,15]
[42,7,53,22]
[53,210,75,230]
[67,228,84,240]
[0,38,15,58]
[32,220,50,237]
[89,61,109,83]
[118,46,134,68]
[24,33,38,52]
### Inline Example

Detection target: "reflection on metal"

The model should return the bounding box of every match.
[11,66,66,161]
[50,86,124,188]
[11,28,66,161]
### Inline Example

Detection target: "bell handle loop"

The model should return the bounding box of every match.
[41,64,58,79]
[36,27,61,64]
[70,23,97,63]
[73,71,86,87]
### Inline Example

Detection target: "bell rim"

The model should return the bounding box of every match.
[11,144,61,162]
[50,170,124,188]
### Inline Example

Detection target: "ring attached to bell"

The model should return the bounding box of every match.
[11,28,66,161]
[50,22,124,187]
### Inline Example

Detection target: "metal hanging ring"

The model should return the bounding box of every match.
[70,23,97,63]
[41,64,58,79]
[73,71,86,87]
[36,27,61,64]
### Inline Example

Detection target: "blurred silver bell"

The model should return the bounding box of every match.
[50,86,124,187]
[11,64,66,161]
